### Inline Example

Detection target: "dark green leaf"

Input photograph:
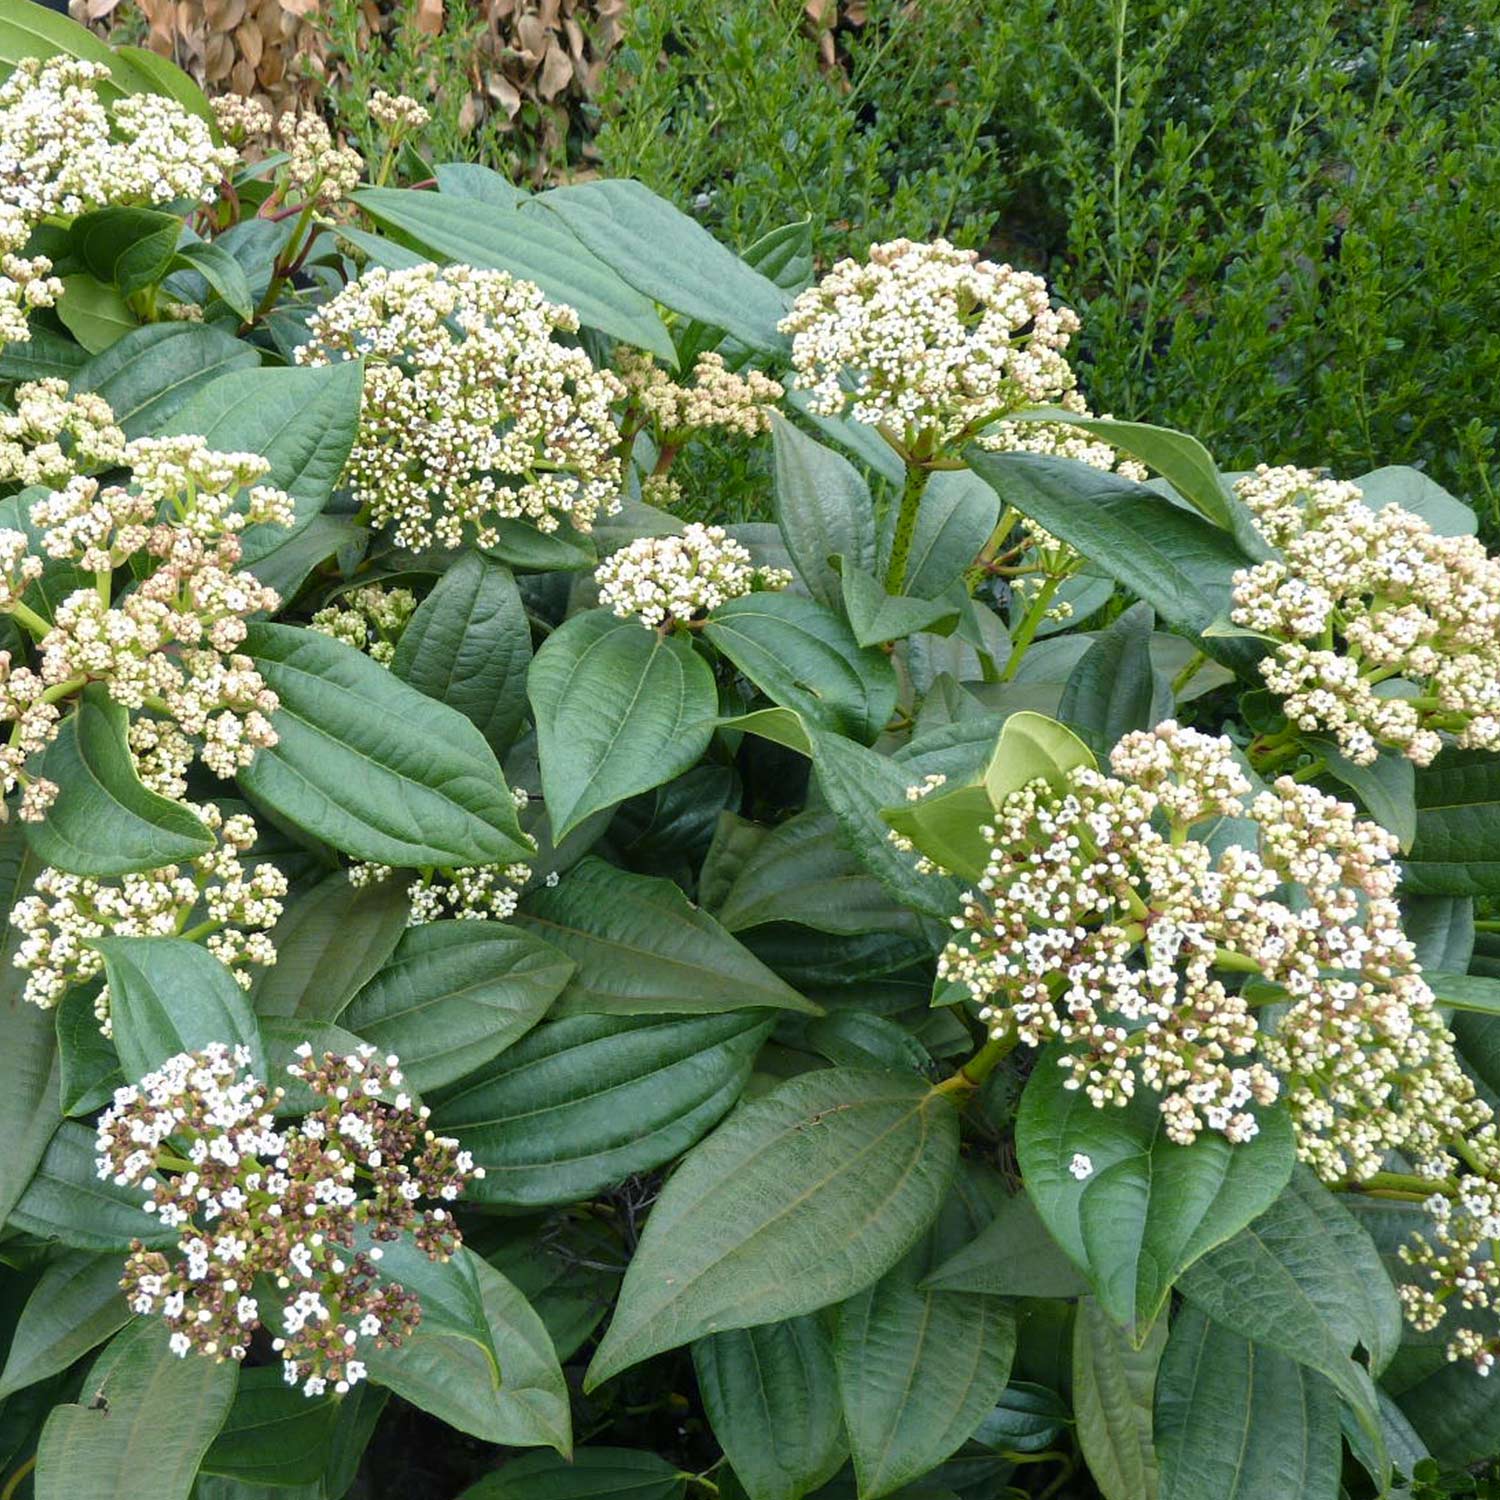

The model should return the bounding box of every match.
[354,187,675,361]
[392,551,532,757]
[705,594,897,744]
[514,857,815,1017]
[1073,1295,1166,1500]
[838,564,960,648]
[536,180,790,352]
[27,685,214,876]
[527,609,717,841]
[901,469,999,600]
[1059,603,1169,756]
[455,1448,684,1500]
[1155,1306,1341,1500]
[1016,1059,1295,1339]
[56,984,121,1116]
[1405,751,1500,895]
[741,218,813,293]
[200,1367,338,1486]
[240,622,532,867]
[71,323,259,439]
[72,207,181,300]
[341,920,573,1091]
[171,241,254,320]
[1314,740,1417,853]
[771,416,875,611]
[93,936,264,1084]
[251,870,410,1022]
[433,1010,772,1206]
[0,1251,130,1399]
[34,1318,237,1500]
[694,1317,846,1500]
[920,1192,1088,1299]
[586,1068,959,1387]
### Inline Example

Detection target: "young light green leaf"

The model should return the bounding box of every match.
[693,1317,847,1500]
[771,415,876,611]
[536,179,791,352]
[0,1251,130,1399]
[56,273,137,353]
[1155,1306,1341,1500]
[1072,1296,1166,1500]
[434,1009,771,1206]
[354,186,675,361]
[1016,1058,1295,1341]
[527,609,718,840]
[92,936,265,1084]
[391,551,532,757]
[513,857,816,1017]
[240,622,533,867]
[341,920,573,1091]
[34,1318,238,1500]
[586,1069,959,1387]
[26,685,214,876]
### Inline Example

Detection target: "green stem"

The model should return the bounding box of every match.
[7,600,52,640]
[999,576,1063,682]
[933,1028,1018,1096]
[884,465,931,594]
[1475,921,1500,933]
[0,1453,35,1500]
[178,918,224,943]
[1170,648,1209,697]
[39,675,87,705]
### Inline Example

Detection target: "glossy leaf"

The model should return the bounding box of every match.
[771,416,876,610]
[586,1069,959,1386]
[1015,1059,1295,1339]
[432,1010,773,1206]
[528,609,718,840]
[240,622,533,867]
[341,920,573,1091]
[514,857,815,1017]
[0,1251,130,1399]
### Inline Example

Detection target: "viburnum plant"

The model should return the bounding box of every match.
[5,11,1500,1500]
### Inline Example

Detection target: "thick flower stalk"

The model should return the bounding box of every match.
[309,584,418,665]
[98,1043,481,1396]
[11,802,286,1029]
[296,264,626,549]
[1231,463,1500,766]
[0,58,235,342]
[595,523,792,630]
[936,721,1484,1180]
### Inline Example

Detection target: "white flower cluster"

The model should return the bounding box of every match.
[778,238,1080,452]
[937,720,1484,1178]
[209,95,273,145]
[0,380,125,489]
[616,349,783,443]
[1399,1176,1500,1377]
[100,1043,479,1394]
[1231,464,1500,765]
[10,802,286,1030]
[297,264,626,549]
[277,112,363,205]
[595,522,792,629]
[347,855,535,925]
[368,91,432,134]
[0,58,235,342]
[309,584,418,666]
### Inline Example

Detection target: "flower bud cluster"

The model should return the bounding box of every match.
[595,522,792,629]
[0,380,125,489]
[616,349,783,443]
[348,857,538,927]
[0,58,235,342]
[276,112,364,205]
[210,96,273,145]
[1398,1176,1500,1376]
[368,91,432,135]
[10,802,286,1029]
[1230,464,1500,765]
[297,264,626,549]
[309,584,418,666]
[98,1043,481,1396]
[936,721,1484,1178]
[778,238,1080,452]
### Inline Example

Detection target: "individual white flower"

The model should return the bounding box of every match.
[1068,1153,1094,1181]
